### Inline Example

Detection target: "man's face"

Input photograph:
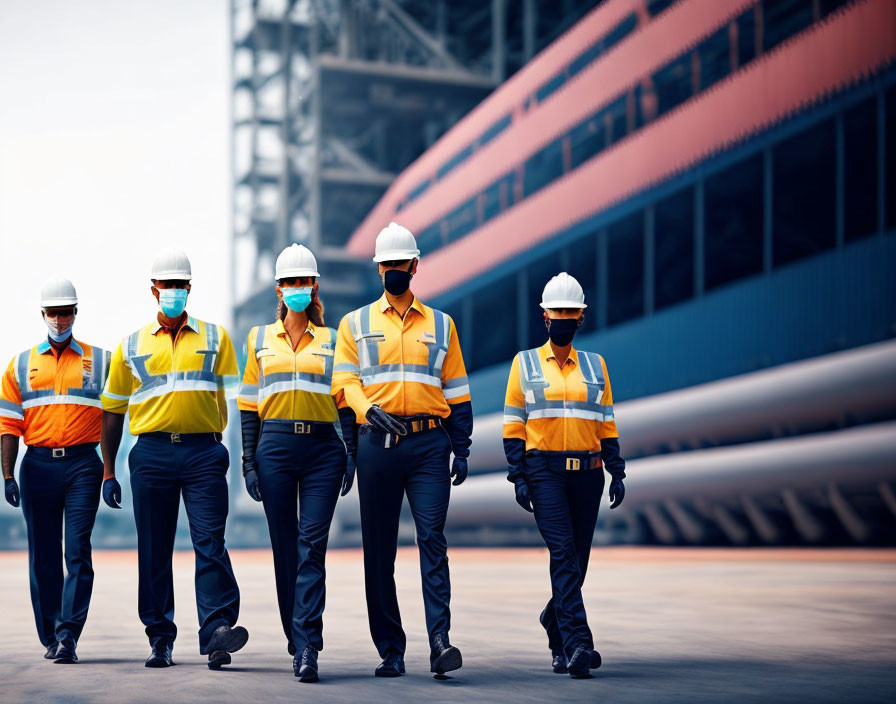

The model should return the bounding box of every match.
[378,259,417,277]
[151,279,191,302]
[42,306,76,335]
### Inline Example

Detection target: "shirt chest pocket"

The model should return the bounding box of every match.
[255,349,277,375]
[309,349,334,377]
[354,331,386,369]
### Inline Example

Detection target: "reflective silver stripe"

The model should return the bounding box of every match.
[503,415,525,424]
[363,371,441,387]
[102,391,131,401]
[527,408,613,422]
[238,383,259,403]
[21,396,103,410]
[257,378,332,401]
[0,398,24,420]
[503,405,527,420]
[442,375,468,389]
[334,362,360,374]
[130,378,220,404]
[443,384,470,399]
[0,408,24,420]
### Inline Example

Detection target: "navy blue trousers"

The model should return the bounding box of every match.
[357,428,452,658]
[128,434,240,653]
[255,427,344,652]
[19,445,102,648]
[525,453,605,658]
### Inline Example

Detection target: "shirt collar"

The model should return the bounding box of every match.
[541,340,578,367]
[37,339,83,356]
[273,318,315,340]
[150,315,198,336]
[378,292,425,316]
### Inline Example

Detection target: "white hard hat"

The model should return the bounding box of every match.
[151,247,192,281]
[40,276,78,308]
[275,243,320,280]
[540,272,587,309]
[373,222,420,263]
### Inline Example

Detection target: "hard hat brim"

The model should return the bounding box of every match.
[275,267,320,280]
[41,297,78,307]
[372,249,420,263]
[540,300,588,309]
[152,271,192,281]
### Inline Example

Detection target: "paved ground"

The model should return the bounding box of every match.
[0,547,894,703]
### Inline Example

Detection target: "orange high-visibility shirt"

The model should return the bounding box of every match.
[332,294,471,422]
[503,341,617,453]
[0,339,109,447]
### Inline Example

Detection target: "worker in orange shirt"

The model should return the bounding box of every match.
[1,277,116,664]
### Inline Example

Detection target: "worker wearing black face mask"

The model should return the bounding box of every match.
[502,272,626,679]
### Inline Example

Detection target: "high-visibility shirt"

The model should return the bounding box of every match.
[332,294,471,422]
[237,319,338,422]
[0,339,109,447]
[101,316,238,435]
[503,341,617,453]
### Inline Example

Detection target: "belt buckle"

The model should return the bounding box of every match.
[294,421,310,435]
[566,457,580,471]
[52,448,65,459]
[411,420,422,433]
[170,433,181,443]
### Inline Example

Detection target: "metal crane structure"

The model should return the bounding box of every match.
[230,0,597,348]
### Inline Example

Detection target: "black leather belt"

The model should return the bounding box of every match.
[262,419,335,436]
[360,414,443,448]
[141,432,222,444]
[27,443,99,459]
[526,450,602,471]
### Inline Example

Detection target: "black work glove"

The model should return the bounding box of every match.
[609,478,625,509]
[102,477,122,509]
[514,476,533,513]
[450,457,468,486]
[365,405,407,436]
[342,453,356,496]
[4,477,19,508]
[244,468,262,502]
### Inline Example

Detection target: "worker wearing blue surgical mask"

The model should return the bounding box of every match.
[237,243,347,683]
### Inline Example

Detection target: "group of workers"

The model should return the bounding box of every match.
[0,221,626,682]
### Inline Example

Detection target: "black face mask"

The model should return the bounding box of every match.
[383,263,413,295]
[546,317,580,346]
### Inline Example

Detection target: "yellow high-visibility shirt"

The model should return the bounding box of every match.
[237,319,338,422]
[0,339,109,447]
[503,341,617,453]
[332,294,471,422]
[101,316,238,435]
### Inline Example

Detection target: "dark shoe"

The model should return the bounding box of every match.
[429,632,462,675]
[552,652,568,674]
[44,642,58,660]
[294,645,319,683]
[375,653,405,677]
[54,643,77,664]
[145,643,174,668]
[567,645,592,679]
[206,625,248,670]
[591,650,602,669]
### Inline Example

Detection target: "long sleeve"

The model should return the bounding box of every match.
[239,409,261,474]
[503,354,527,482]
[237,327,260,413]
[337,406,358,458]
[440,316,471,405]
[597,354,618,439]
[442,400,472,458]
[331,314,373,420]
[600,437,626,479]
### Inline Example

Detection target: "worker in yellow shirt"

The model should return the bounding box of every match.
[1,277,111,664]
[332,222,473,679]
[503,272,626,679]
[237,244,347,683]
[99,248,248,670]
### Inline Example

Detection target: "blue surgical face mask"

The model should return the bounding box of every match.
[45,316,74,342]
[158,288,188,318]
[281,286,313,313]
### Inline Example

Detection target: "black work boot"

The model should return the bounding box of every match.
[552,651,568,673]
[54,641,78,664]
[567,645,593,679]
[145,642,174,668]
[294,645,319,683]
[591,650,602,669]
[375,653,405,677]
[206,624,249,670]
[429,632,462,675]
[44,642,58,660]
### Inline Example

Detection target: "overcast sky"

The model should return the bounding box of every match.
[0,0,230,357]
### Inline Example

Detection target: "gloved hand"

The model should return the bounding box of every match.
[365,405,407,436]
[609,477,625,509]
[244,468,262,502]
[341,452,356,496]
[4,477,20,508]
[102,477,122,509]
[450,457,468,486]
[514,477,533,513]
